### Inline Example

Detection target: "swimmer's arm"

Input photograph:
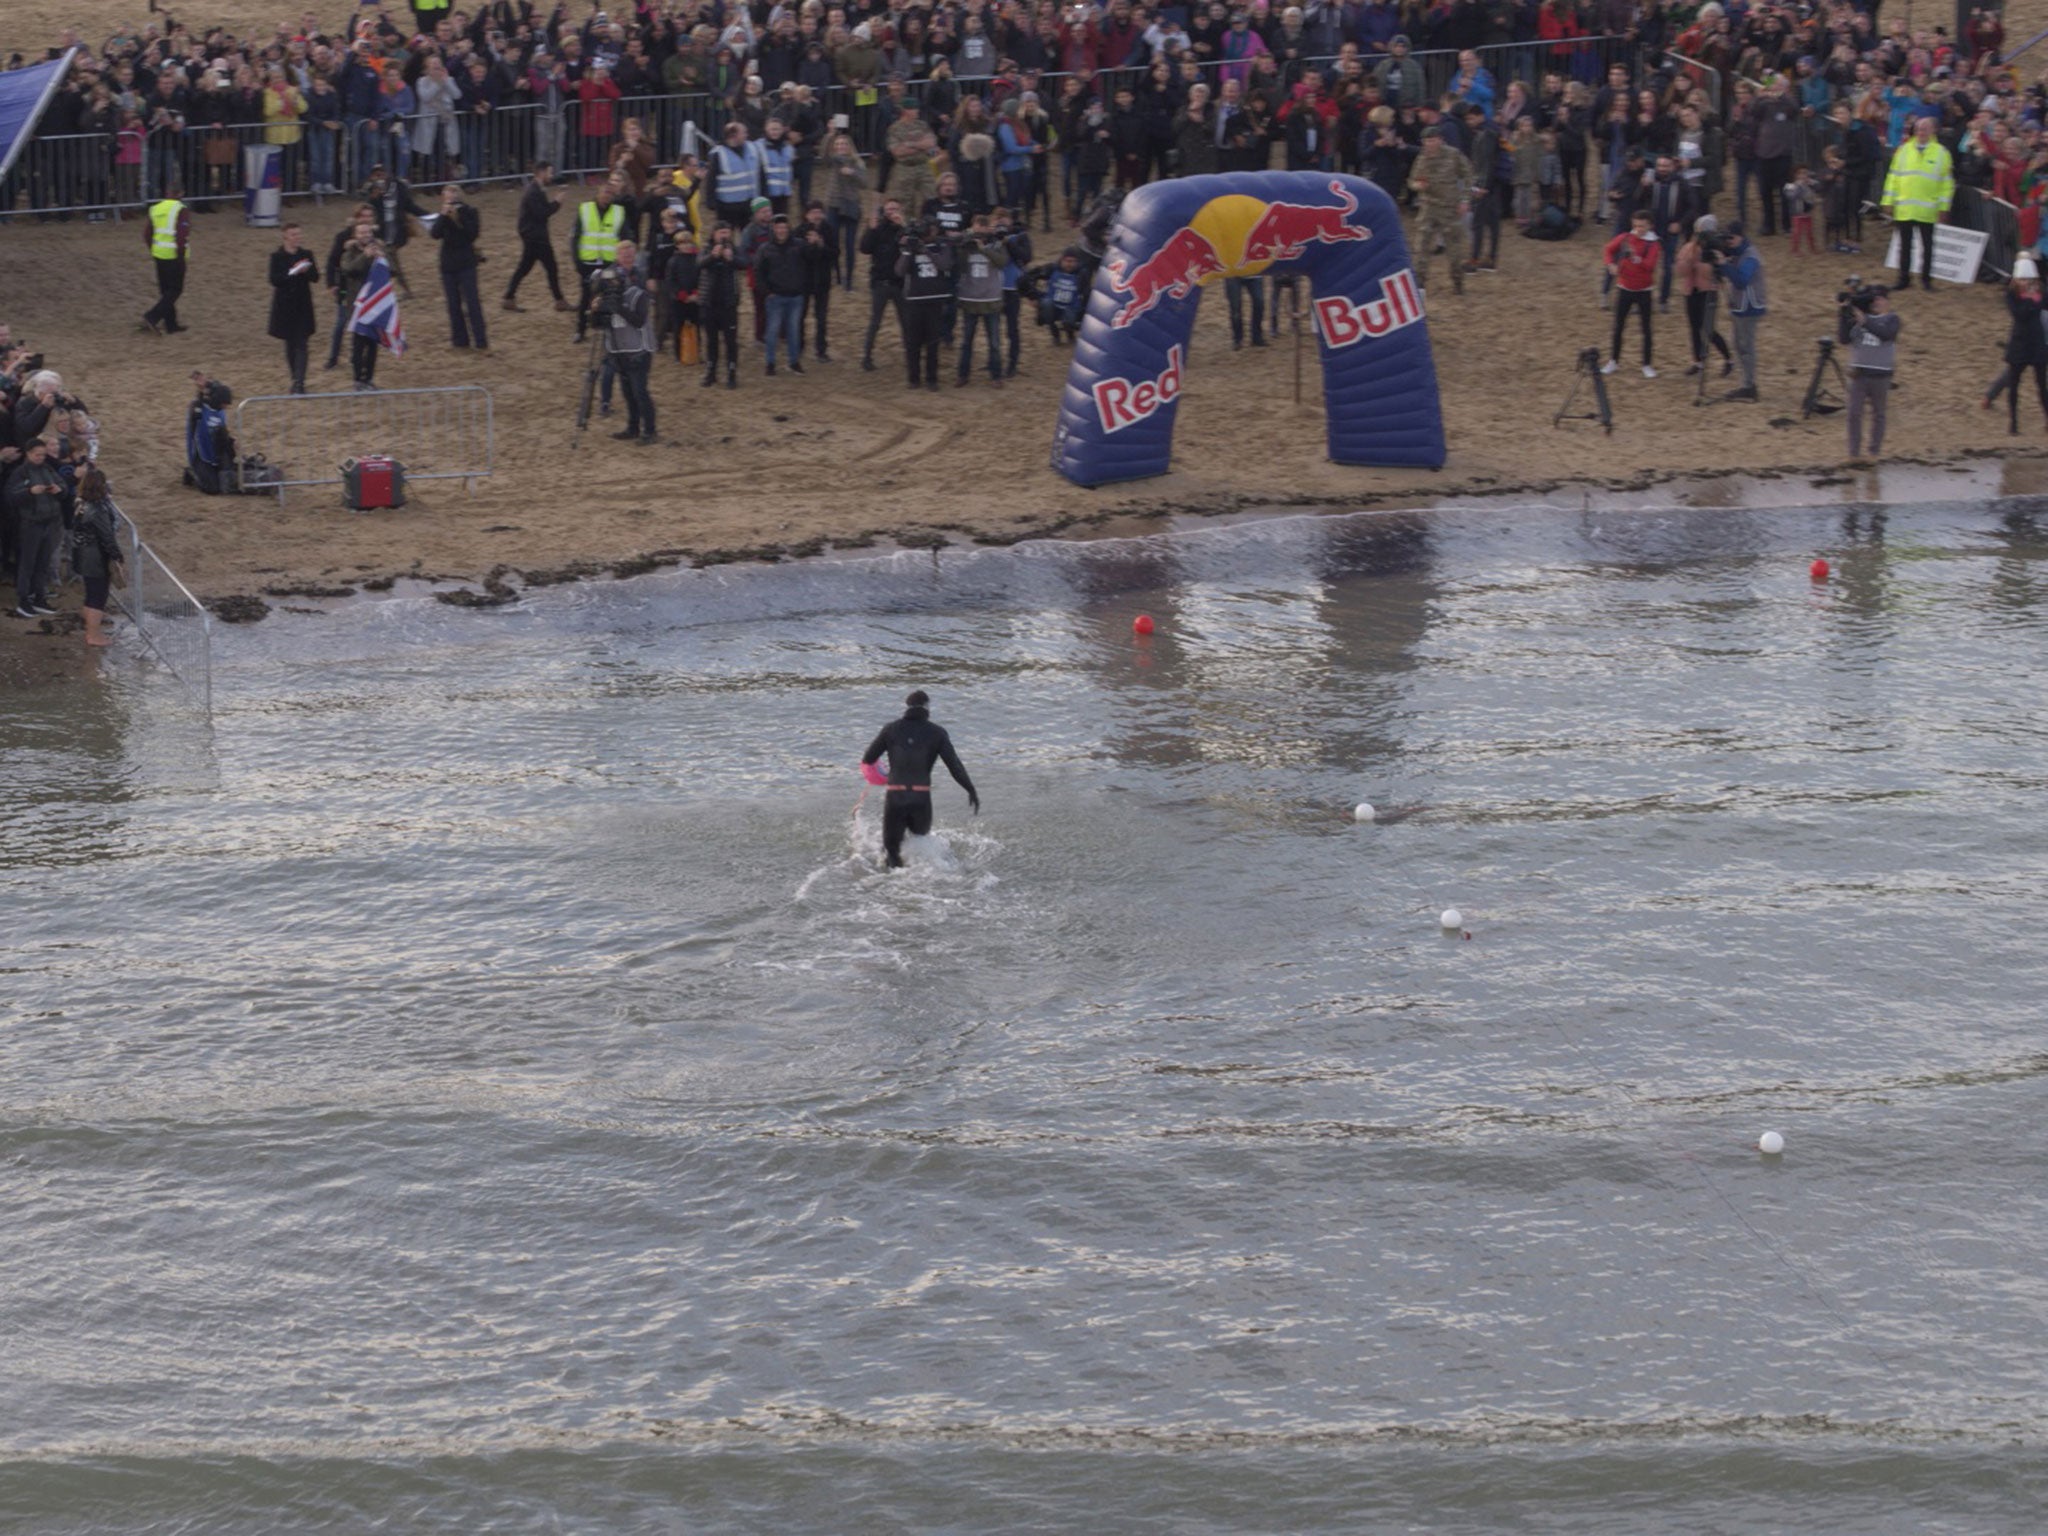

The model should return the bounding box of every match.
[937,733,979,812]
[861,728,891,766]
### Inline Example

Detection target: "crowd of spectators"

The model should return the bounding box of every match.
[0,331,122,641]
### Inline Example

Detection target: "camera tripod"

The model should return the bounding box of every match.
[1801,336,1848,419]
[1553,345,1614,433]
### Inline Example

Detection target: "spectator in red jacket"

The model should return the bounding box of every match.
[1602,208,1661,377]
[576,62,622,172]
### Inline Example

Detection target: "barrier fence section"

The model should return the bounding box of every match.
[109,502,214,718]
[233,384,494,503]
[1,35,1636,217]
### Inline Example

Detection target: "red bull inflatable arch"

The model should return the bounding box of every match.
[1051,172,1446,487]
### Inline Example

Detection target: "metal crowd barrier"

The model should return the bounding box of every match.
[108,501,214,718]
[2,35,1639,218]
[1954,184,2020,281]
[232,385,494,504]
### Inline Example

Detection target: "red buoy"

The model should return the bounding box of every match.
[1810,558,1830,581]
[1133,614,1155,636]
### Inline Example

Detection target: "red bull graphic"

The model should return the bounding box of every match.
[1312,270,1425,349]
[1105,229,1228,329]
[1240,179,1373,263]
[1054,172,1444,486]
[1092,344,1185,433]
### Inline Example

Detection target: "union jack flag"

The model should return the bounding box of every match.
[350,257,406,358]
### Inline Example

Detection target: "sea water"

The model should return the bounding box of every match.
[5,493,2048,1531]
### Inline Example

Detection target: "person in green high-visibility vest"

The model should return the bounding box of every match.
[140,185,191,335]
[571,180,626,342]
[1881,113,1954,292]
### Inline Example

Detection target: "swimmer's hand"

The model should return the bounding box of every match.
[968,792,981,815]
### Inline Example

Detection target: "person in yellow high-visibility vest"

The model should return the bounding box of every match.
[1881,114,1954,292]
[140,186,191,334]
[571,180,626,342]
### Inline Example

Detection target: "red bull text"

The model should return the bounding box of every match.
[1313,270,1425,349]
[1240,180,1372,263]
[1092,345,1185,433]
[1106,231,1228,329]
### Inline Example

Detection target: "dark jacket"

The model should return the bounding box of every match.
[267,245,321,340]
[1644,173,1699,239]
[798,229,836,296]
[697,250,741,315]
[751,232,809,296]
[898,238,955,300]
[861,215,908,287]
[71,498,123,580]
[2001,289,2044,367]
[516,178,559,242]
[431,199,482,272]
[863,705,977,799]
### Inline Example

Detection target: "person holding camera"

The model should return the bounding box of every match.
[1717,220,1766,401]
[431,183,488,352]
[697,224,743,390]
[897,220,956,392]
[1675,215,1734,378]
[597,238,658,444]
[11,437,66,619]
[1838,283,1901,459]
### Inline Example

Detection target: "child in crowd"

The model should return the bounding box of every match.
[1038,249,1086,342]
[1783,165,1818,255]
[1820,146,1857,254]
[1537,129,1563,209]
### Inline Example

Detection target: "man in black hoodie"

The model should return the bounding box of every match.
[861,689,980,869]
[504,160,571,312]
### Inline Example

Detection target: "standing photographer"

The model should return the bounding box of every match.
[1718,221,1766,402]
[598,238,658,445]
[897,220,955,392]
[697,224,743,390]
[1838,283,1901,460]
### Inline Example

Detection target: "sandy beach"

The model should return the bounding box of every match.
[7,0,2048,629]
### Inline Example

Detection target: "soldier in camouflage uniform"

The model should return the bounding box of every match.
[1407,127,1471,298]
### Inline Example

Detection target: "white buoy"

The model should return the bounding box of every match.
[1353,802,1377,823]
[1440,908,1463,930]
[1758,1131,1785,1155]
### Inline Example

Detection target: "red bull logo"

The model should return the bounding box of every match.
[1105,230,1228,329]
[1313,270,1425,349]
[1092,344,1185,432]
[1240,179,1373,263]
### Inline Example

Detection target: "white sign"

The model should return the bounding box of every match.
[1882,222,1989,285]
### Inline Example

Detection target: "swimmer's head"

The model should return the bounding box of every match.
[905,689,930,708]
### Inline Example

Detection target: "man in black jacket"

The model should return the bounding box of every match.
[11,438,66,619]
[431,183,489,351]
[897,222,955,391]
[861,689,980,869]
[504,161,571,312]
[859,197,907,372]
[753,214,810,375]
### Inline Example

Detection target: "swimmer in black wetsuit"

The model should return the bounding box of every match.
[862,689,980,869]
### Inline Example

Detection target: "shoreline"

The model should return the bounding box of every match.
[211,444,2048,618]
[192,448,2048,620]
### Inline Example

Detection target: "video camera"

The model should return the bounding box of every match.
[590,264,628,319]
[1837,273,1882,312]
